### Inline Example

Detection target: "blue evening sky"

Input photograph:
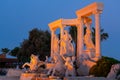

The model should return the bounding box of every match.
[0,0,120,60]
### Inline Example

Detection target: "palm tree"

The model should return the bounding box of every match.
[69,26,109,50]
[91,27,109,44]
[69,27,77,44]
[1,48,10,54]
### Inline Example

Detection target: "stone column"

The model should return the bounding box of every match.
[60,25,65,56]
[77,18,84,65]
[51,30,55,58]
[94,11,101,59]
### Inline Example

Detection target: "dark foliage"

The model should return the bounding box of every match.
[89,56,120,77]
[17,28,51,63]
[0,69,7,75]
[10,47,20,56]
[1,48,10,54]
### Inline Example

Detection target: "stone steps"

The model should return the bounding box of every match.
[64,77,116,80]
[33,77,116,80]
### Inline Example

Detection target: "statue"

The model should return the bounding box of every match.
[53,34,60,54]
[60,30,75,57]
[64,57,76,77]
[22,54,45,72]
[107,64,120,80]
[47,53,65,77]
[84,25,95,50]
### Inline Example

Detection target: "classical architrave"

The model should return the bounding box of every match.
[48,18,79,31]
[76,2,103,17]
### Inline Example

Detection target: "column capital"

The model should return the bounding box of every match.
[77,17,84,26]
[51,29,55,32]
[77,17,84,21]
[59,24,65,29]
[83,17,92,25]
[93,10,102,15]
[62,24,66,28]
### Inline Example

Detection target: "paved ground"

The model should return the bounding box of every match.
[0,76,19,80]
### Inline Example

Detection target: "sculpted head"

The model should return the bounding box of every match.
[64,30,68,35]
[30,54,39,62]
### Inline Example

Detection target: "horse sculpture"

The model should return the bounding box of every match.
[22,54,45,72]
[46,53,66,77]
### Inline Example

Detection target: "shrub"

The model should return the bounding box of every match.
[89,56,120,77]
[0,69,7,76]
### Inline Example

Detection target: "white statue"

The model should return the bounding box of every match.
[47,53,65,77]
[64,57,76,77]
[22,54,44,72]
[61,30,75,57]
[107,64,120,79]
[84,25,95,50]
[53,34,60,54]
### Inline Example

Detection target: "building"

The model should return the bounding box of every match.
[0,53,18,68]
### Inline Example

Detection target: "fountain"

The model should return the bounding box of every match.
[20,2,113,80]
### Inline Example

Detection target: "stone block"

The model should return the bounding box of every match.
[64,77,116,80]
[20,73,37,80]
[6,69,22,77]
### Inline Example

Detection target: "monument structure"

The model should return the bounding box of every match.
[48,2,103,76]
[21,2,107,80]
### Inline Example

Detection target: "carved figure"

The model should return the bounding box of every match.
[84,25,95,50]
[64,57,76,77]
[22,54,44,72]
[53,34,60,54]
[61,30,74,56]
[47,53,65,77]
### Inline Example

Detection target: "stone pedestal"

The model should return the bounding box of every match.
[20,73,37,80]
[34,77,61,80]
[31,76,61,80]
[6,69,22,77]
[64,77,114,80]
[33,78,49,80]
[0,76,20,80]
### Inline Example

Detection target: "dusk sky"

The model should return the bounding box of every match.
[0,0,120,60]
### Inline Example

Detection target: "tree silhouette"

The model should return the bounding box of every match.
[10,47,20,56]
[1,48,10,54]
[17,28,51,62]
